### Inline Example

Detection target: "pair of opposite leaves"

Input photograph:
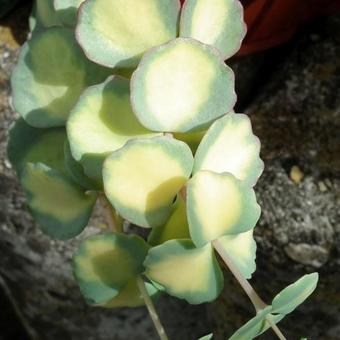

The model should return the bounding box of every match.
[199,273,318,339]
[13,0,244,133]
[73,227,318,338]
[71,111,263,306]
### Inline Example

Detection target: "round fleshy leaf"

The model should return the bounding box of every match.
[103,137,193,228]
[187,170,261,247]
[54,0,84,27]
[11,27,108,128]
[7,118,66,176]
[131,38,236,133]
[271,273,319,315]
[229,306,273,340]
[67,76,159,181]
[144,239,223,304]
[64,141,101,190]
[73,234,149,305]
[148,195,190,246]
[21,163,97,240]
[76,0,180,68]
[194,113,264,186]
[218,229,257,279]
[180,0,246,59]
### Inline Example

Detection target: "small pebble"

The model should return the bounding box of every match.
[318,181,328,192]
[290,165,304,184]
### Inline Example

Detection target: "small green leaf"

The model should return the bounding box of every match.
[131,38,236,133]
[174,130,206,153]
[21,163,97,240]
[54,0,84,27]
[76,0,180,68]
[67,76,159,181]
[193,113,264,186]
[73,234,149,305]
[229,306,272,340]
[7,118,66,176]
[198,334,213,340]
[63,141,101,190]
[180,0,246,59]
[145,239,223,304]
[34,0,61,30]
[218,230,257,279]
[148,195,190,246]
[11,27,109,128]
[187,171,261,247]
[271,273,319,315]
[103,137,193,228]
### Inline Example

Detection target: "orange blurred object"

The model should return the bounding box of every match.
[180,0,340,55]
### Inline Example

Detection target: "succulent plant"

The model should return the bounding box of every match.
[8,0,318,339]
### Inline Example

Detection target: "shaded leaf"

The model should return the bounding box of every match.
[148,195,190,246]
[54,0,84,27]
[102,280,162,308]
[21,163,97,240]
[174,130,206,153]
[11,27,109,127]
[63,141,101,190]
[7,118,66,176]
[33,0,61,31]
[73,234,149,305]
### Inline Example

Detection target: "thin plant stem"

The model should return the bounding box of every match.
[100,199,167,339]
[136,276,169,340]
[212,239,266,311]
[267,319,287,340]
[99,193,122,233]
[212,239,287,340]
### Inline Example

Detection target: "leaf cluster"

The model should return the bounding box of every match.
[8,1,319,338]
